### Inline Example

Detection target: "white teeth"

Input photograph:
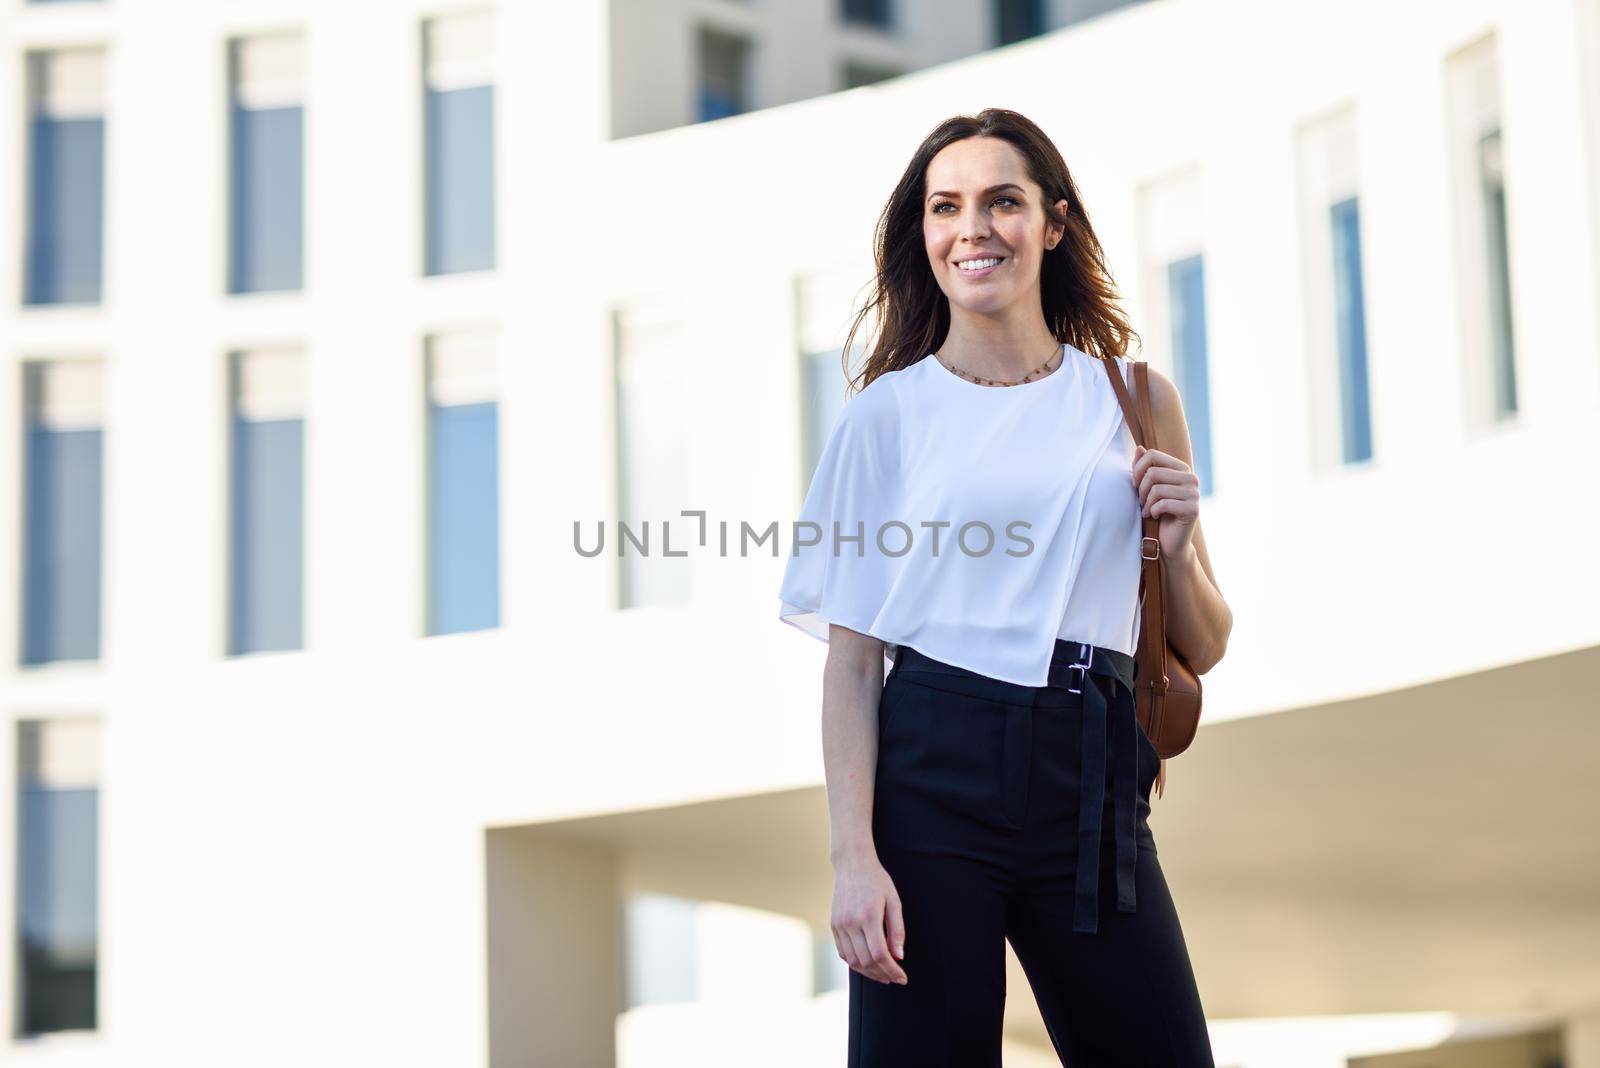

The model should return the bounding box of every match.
[957,258,1001,271]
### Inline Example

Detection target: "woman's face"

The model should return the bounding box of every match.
[922,136,1067,318]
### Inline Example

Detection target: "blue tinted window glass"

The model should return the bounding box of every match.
[801,348,848,488]
[23,425,102,664]
[1166,254,1215,495]
[26,115,104,305]
[229,417,304,653]
[230,105,303,293]
[996,0,1046,44]
[1478,129,1517,419]
[18,784,98,1034]
[425,85,496,275]
[841,0,892,28]
[1329,197,1373,463]
[428,401,500,634]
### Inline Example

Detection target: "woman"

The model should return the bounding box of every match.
[777,108,1231,1066]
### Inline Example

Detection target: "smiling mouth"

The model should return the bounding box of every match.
[955,256,1006,273]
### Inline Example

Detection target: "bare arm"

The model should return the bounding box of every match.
[822,624,908,986]
[822,625,888,865]
[1138,368,1233,674]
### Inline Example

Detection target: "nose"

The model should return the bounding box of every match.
[957,207,992,245]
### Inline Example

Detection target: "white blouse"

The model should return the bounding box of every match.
[777,342,1144,687]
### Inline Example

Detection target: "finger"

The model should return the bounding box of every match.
[883,891,906,964]
[863,920,906,985]
[832,926,856,972]
[845,926,881,983]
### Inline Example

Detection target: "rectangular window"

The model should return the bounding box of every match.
[22,360,104,665]
[423,13,496,276]
[1295,106,1374,470]
[16,718,100,1036]
[996,0,1047,45]
[1329,197,1373,462]
[841,61,900,90]
[801,348,849,484]
[697,26,751,122]
[229,35,304,294]
[841,0,893,30]
[426,330,501,635]
[228,348,305,655]
[795,267,863,495]
[614,306,692,609]
[1137,171,1216,496]
[1448,34,1518,429]
[1166,254,1215,494]
[25,50,105,306]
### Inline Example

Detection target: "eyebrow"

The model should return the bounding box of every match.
[926,182,1025,203]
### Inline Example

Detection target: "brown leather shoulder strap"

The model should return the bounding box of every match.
[1098,355,1147,446]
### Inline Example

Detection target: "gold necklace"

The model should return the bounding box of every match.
[934,341,1062,387]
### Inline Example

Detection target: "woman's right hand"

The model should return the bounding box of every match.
[830,852,908,986]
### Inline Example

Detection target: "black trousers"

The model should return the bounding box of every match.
[848,639,1215,1067]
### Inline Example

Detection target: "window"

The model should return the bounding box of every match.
[697,26,751,122]
[795,267,864,494]
[22,360,104,665]
[841,60,901,90]
[1329,197,1373,462]
[16,719,100,1035]
[25,50,105,306]
[426,330,501,635]
[1166,254,1216,492]
[841,0,893,30]
[1447,35,1518,429]
[1296,106,1374,469]
[228,348,305,655]
[423,13,496,276]
[996,0,1047,45]
[229,35,304,294]
[614,305,693,609]
[1136,171,1216,495]
[801,347,850,483]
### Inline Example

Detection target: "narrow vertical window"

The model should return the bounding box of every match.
[25,50,105,306]
[1295,107,1373,470]
[16,718,100,1035]
[1166,253,1215,494]
[22,360,104,665]
[795,267,863,495]
[800,347,849,486]
[423,13,496,276]
[1447,34,1518,430]
[614,306,692,609]
[229,35,304,294]
[1478,127,1517,418]
[697,26,751,122]
[228,348,305,655]
[1329,197,1373,462]
[426,330,500,635]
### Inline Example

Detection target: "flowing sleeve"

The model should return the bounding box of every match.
[777,376,904,652]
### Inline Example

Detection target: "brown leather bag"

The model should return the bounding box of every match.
[1098,356,1203,799]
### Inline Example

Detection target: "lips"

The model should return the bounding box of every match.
[954,256,1005,277]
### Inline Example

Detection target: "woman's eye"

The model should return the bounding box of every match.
[932,196,1019,214]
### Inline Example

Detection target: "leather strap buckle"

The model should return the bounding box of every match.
[1141,536,1160,560]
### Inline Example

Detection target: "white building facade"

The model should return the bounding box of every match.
[2,0,1599,1065]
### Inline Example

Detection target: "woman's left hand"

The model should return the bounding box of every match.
[1131,443,1199,561]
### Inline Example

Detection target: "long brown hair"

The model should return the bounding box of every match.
[841,108,1141,395]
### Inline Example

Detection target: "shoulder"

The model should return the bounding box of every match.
[840,362,909,434]
[1137,363,1196,462]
